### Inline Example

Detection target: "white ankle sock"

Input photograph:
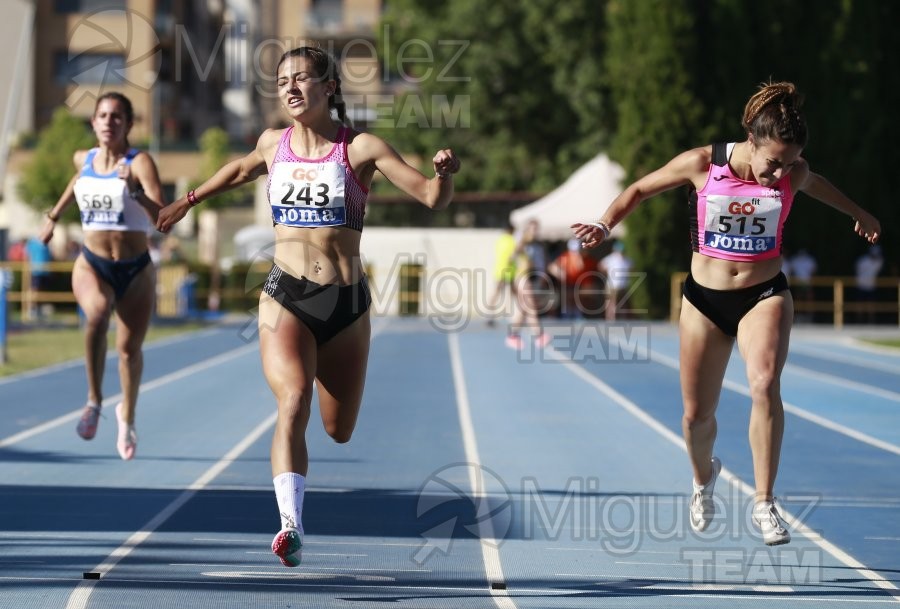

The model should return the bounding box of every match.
[273,472,305,533]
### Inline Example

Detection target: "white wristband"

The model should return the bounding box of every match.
[590,221,611,239]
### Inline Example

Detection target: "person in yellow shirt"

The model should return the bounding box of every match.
[507,219,551,349]
[486,223,517,326]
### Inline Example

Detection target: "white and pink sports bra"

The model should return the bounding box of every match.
[266,126,369,231]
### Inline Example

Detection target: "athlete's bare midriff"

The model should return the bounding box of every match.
[82,230,149,260]
[271,223,364,285]
[689,253,783,290]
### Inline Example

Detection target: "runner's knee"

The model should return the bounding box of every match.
[324,421,354,444]
[747,369,780,406]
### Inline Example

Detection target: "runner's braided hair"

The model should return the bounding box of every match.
[741,81,807,147]
[276,46,349,125]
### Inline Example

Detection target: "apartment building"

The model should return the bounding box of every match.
[1,0,385,245]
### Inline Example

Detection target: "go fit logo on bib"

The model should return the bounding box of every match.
[728,200,758,215]
[291,167,319,181]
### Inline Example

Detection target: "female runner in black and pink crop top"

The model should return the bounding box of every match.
[573,82,880,546]
[157,46,460,567]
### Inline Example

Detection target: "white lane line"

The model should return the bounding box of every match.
[790,344,900,375]
[649,348,900,458]
[0,317,390,448]
[63,410,278,609]
[62,313,393,606]
[0,342,260,449]
[784,362,900,403]
[176,563,423,571]
[0,325,227,387]
[550,347,900,602]
[189,536,391,550]
[448,332,517,608]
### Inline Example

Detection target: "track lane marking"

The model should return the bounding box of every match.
[63,314,392,607]
[448,332,518,608]
[0,342,259,449]
[549,346,900,602]
[63,410,279,609]
[648,348,900,457]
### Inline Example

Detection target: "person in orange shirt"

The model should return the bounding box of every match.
[548,238,600,319]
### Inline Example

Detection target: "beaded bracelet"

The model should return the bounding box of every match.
[590,221,611,239]
[187,189,199,206]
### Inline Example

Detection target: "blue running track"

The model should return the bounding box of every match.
[1,318,898,608]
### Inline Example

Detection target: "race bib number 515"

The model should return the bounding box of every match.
[703,194,782,255]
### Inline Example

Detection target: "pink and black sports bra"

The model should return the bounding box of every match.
[689,142,794,262]
[266,126,369,231]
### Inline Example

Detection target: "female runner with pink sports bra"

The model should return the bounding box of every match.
[572,82,880,546]
[157,46,460,567]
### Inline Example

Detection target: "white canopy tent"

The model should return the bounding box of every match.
[510,153,626,241]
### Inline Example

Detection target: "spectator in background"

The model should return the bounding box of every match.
[8,238,26,262]
[25,236,54,319]
[507,219,551,349]
[486,223,518,326]
[782,247,817,322]
[598,240,633,321]
[25,237,52,289]
[855,245,883,324]
[548,238,599,319]
[789,248,817,322]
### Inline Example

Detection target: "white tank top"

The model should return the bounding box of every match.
[74,148,152,232]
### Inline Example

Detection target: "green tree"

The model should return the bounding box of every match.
[605,0,706,318]
[16,107,93,221]
[193,127,253,208]
[696,0,896,276]
[375,0,610,194]
[792,0,898,275]
[372,1,896,312]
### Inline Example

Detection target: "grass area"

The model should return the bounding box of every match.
[0,322,207,377]
[859,338,900,349]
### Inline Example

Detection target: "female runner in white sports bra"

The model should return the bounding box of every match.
[40,92,167,461]
[157,46,460,567]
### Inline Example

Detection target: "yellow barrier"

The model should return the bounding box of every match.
[0,260,192,320]
[398,263,423,316]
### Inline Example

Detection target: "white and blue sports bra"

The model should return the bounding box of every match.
[74,148,152,232]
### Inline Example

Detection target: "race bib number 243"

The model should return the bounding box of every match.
[269,162,346,228]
